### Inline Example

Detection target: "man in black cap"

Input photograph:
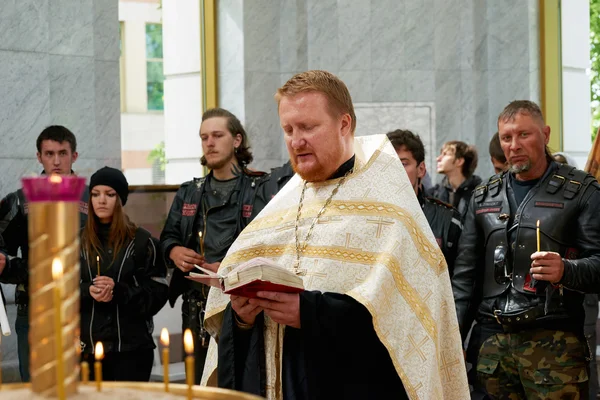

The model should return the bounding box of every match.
[0,126,89,382]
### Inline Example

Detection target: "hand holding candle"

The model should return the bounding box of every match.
[536,220,541,252]
[198,232,205,256]
[95,342,104,392]
[184,329,194,400]
[160,328,170,392]
[52,258,66,400]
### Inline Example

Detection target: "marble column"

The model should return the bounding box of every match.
[561,0,592,168]
[0,0,121,192]
[216,0,542,181]
[162,0,204,184]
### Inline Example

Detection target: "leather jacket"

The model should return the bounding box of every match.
[160,169,271,306]
[428,174,482,220]
[80,228,168,354]
[452,162,600,338]
[418,190,463,275]
[0,185,89,304]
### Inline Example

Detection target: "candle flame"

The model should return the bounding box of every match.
[96,255,99,262]
[95,342,104,360]
[49,174,63,183]
[52,258,63,280]
[198,232,202,239]
[537,220,540,228]
[160,328,170,347]
[184,329,194,355]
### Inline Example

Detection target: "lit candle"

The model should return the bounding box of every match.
[184,329,194,400]
[52,258,66,400]
[536,220,540,252]
[161,328,170,392]
[95,342,104,392]
[96,255,100,277]
[81,361,90,384]
[198,232,204,256]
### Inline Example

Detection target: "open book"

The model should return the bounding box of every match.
[186,257,304,298]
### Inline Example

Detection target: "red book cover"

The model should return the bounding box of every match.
[224,279,304,298]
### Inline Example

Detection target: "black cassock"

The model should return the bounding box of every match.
[217,291,408,400]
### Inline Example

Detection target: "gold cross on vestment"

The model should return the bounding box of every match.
[343,233,361,251]
[367,217,394,238]
[375,156,395,172]
[405,335,429,362]
[440,351,461,381]
[276,221,296,231]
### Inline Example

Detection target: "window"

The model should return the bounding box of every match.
[146,23,164,111]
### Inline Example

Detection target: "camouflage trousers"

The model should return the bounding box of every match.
[477,328,589,400]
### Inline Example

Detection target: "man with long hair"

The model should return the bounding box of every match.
[160,108,272,383]
[0,125,89,382]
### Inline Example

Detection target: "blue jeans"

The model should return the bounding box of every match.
[15,311,29,382]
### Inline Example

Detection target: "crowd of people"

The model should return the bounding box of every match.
[1,70,599,399]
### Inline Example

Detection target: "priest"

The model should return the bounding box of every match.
[201,70,469,399]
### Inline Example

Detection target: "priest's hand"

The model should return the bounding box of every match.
[170,246,204,273]
[250,291,301,329]
[231,295,262,325]
[530,251,564,283]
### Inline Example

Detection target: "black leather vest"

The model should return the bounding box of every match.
[474,163,596,298]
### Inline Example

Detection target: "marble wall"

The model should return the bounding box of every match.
[217,0,540,180]
[0,0,121,193]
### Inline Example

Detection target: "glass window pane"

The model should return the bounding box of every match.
[147,82,164,111]
[147,61,164,83]
[145,23,163,59]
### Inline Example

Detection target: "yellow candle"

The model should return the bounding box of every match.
[536,220,540,252]
[96,255,100,277]
[52,258,66,400]
[95,342,104,392]
[198,232,204,256]
[160,328,170,392]
[184,329,194,400]
[81,361,90,384]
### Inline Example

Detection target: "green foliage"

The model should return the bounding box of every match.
[148,141,166,171]
[145,24,163,59]
[146,24,164,110]
[591,0,600,140]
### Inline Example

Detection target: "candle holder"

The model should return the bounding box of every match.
[22,175,86,398]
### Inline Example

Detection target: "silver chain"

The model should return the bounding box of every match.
[294,171,351,272]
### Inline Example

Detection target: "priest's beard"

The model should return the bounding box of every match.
[509,159,531,174]
[290,158,330,182]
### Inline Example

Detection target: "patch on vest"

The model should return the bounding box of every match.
[565,247,579,260]
[243,204,253,218]
[534,201,564,209]
[79,201,88,215]
[476,206,501,215]
[182,203,197,216]
[481,201,502,207]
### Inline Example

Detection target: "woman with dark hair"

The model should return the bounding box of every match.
[80,167,168,381]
